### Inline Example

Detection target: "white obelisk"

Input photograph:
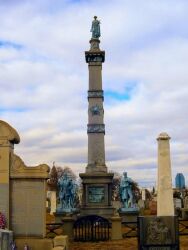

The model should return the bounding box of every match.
[157,132,174,216]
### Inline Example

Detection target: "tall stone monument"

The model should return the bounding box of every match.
[157,132,174,216]
[79,16,114,217]
[138,133,179,249]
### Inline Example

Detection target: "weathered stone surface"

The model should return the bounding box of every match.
[52,247,65,250]
[0,229,13,250]
[138,216,179,249]
[15,238,53,250]
[53,235,69,249]
[0,120,20,144]
[11,179,46,237]
[111,216,122,240]
[0,184,9,224]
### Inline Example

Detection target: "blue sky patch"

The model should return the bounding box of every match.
[105,82,137,101]
[0,40,24,50]
[0,107,28,113]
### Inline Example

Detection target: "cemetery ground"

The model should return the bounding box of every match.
[46,214,188,250]
[70,236,188,250]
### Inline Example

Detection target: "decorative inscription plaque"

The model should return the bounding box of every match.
[11,180,46,237]
[88,187,105,203]
[138,216,179,250]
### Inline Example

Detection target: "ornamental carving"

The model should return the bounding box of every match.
[88,91,103,99]
[89,104,103,116]
[87,124,105,133]
[146,217,171,245]
[10,154,50,179]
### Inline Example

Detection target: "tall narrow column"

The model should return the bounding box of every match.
[157,132,174,216]
[85,17,107,173]
[79,17,114,217]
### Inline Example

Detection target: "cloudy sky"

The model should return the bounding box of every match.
[0,0,188,187]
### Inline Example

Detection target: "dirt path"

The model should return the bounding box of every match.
[70,236,188,250]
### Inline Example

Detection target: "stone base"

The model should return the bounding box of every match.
[80,206,115,219]
[54,213,75,240]
[15,238,53,250]
[111,216,122,240]
[181,208,188,219]
[138,216,179,250]
[119,209,139,223]
[79,172,114,218]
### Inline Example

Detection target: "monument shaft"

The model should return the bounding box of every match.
[79,17,114,217]
[157,133,174,216]
[86,39,107,173]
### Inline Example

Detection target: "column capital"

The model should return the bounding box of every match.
[157,132,171,141]
[85,51,105,63]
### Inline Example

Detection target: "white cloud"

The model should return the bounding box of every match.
[0,0,188,187]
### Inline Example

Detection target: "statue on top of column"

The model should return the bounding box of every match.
[90,16,101,39]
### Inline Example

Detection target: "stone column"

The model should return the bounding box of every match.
[79,18,114,217]
[0,121,20,228]
[157,132,174,216]
[86,38,107,173]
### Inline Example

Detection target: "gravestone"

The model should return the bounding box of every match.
[0,120,50,242]
[0,120,20,228]
[138,133,179,249]
[0,229,13,250]
[10,154,49,237]
[174,198,182,209]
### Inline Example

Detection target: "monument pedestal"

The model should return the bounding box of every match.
[79,172,114,218]
[54,212,75,240]
[119,208,139,223]
[111,216,122,240]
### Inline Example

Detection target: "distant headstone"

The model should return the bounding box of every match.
[184,196,188,209]
[149,200,157,215]
[138,199,145,209]
[175,173,185,189]
[174,198,182,208]
[0,229,13,250]
[141,189,146,201]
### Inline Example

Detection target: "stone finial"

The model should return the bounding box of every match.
[157,132,171,140]
[0,120,20,144]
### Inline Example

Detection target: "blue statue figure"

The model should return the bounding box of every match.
[90,16,101,39]
[57,173,77,212]
[120,172,134,208]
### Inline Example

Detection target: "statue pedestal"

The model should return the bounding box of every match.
[111,216,122,240]
[54,212,76,240]
[79,172,115,218]
[119,208,139,223]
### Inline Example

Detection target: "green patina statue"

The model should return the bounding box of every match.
[90,16,101,39]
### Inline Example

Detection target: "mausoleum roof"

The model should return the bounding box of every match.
[0,120,20,144]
